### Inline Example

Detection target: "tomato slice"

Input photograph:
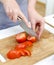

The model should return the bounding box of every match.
[16,32,27,43]
[15,41,32,50]
[17,49,31,56]
[16,48,26,56]
[19,49,26,56]
[27,35,37,43]
[15,43,27,50]
[7,50,17,59]
[16,50,21,58]
[23,41,33,47]
[23,49,31,56]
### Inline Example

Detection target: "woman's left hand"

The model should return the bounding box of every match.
[28,8,45,38]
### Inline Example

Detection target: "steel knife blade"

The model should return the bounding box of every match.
[18,20,39,40]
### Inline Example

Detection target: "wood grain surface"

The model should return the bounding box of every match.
[0,30,54,65]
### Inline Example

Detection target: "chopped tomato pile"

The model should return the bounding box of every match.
[7,32,37,59]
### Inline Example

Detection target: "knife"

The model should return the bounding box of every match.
[18,19,39,40]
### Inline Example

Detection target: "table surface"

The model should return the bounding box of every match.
[0,15,54,65]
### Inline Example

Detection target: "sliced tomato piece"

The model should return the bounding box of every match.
[7,50,17,59]
[20,49,26,56]
[27,35,37,43]
[16,50,21,58]
[16,48,26,56]
[15,43,27,50]
[23,41,33,47]
[16,32,27,43]
[23,49,31,56]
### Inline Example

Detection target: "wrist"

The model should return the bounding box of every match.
[28,0,37,8]
[28,5,35,12]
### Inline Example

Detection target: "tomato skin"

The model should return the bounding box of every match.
[27,36,37,43]
[7,50,17,59]
[15,43,27,50]
[19,49,26,56]
[23,49,31,56]
[23,41,33,47]
[15,41,32,50]
[16,32,27,43]
[16,48,26,56]
[17,49,31,56]
[7,49,31,59]
[16,50,21,58]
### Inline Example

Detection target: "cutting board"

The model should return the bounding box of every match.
[0,30,54,65]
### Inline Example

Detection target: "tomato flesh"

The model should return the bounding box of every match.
[15,43,27,50]
[7,50,17,59]
[27,35,37,43]
[16,32,27,43]
[23,49,31,56]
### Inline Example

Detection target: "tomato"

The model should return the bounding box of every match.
[23,49,31,56]
[23,41,33,47]
[16,50,21,58]
[15,43,27,50]
[16,32,27,43]
[20,51,26,56]
[27,35,37,43]
[7,50,17,59]
[15,41,32,50]
[16,48,26,56]
[17,49,31,56]
[19,49,26,56]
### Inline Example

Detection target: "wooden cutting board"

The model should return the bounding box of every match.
[0,30,54,65]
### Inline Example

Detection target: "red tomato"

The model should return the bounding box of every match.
[20,51,26,56]
[15,41,32,50]
[17,48,31,56]
[23,41,33,47]
[15,43,27,50]
[27,35,37,43]
[16,50,21,58]
[16,32,27,43]
[16,48,26,56]
[23,49,31,56]
[7,50,17,59]
[20,49,26,56]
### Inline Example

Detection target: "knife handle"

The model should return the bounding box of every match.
[17,16,22,20]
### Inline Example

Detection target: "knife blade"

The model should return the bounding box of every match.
[18,20,39,40]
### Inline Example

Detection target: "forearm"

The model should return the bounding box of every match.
[28,0,37,8]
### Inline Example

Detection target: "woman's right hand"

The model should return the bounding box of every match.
[1,0,29,27]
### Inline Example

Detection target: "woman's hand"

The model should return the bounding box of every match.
[1,0,29,26]
[28,8,45,38]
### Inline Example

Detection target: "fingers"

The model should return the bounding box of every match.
[5,7,29,27]
[39,22,44,38]
[5,7,13,20]
[37,21,44,38]
[12,10,18,22]
[31,19,44,39]
[31,20,36,32]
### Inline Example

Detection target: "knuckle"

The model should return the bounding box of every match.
[14,9,18,13]
[6,9,9,14]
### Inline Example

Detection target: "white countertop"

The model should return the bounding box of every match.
[0,15,54,64]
